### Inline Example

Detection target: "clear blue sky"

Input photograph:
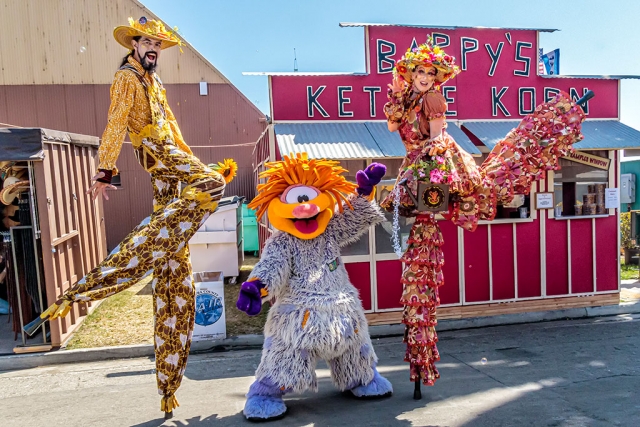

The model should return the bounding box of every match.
[143,0,640,130]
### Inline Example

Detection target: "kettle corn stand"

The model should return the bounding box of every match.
[251,23,640,326]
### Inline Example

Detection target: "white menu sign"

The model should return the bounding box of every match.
[605,188,619,209]
[535,193,554,209]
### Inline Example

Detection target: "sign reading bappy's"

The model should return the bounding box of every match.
[270,26,618,121]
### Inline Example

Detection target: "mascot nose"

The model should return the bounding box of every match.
[292,203,320,219]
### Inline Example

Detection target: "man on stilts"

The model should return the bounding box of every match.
[31,17,236,419]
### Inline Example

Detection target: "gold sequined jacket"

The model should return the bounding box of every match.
[98,56,192,176]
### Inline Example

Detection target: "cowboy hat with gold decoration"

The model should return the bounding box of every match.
[1,176,29,206]
[393,36,461,84]
[1,166,27,184]
[113,16,183,51]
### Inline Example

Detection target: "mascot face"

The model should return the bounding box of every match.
[249,153,357,240]
[267,184,333,239]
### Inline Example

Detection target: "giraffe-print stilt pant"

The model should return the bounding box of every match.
[53,137,226,413]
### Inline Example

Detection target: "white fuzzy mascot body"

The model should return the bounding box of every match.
[236,154,392,421]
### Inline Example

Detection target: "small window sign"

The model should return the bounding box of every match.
[605,188,619,208]
[535,192,554,209]
[199,81,208,96]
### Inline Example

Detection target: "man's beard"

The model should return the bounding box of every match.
[140,52,157,72]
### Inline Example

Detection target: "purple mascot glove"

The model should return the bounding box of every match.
[356,162,387,196]
[236,279,264,316]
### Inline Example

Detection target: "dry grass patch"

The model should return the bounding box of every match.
[65,276,154,349]
[65,256,268,349]
[224,255,270,336]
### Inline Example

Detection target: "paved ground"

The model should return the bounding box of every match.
[621,279,640,302]
[2,313,639,427]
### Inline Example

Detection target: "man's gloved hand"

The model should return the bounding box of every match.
[236,279,264,316]
[356,163,387,197]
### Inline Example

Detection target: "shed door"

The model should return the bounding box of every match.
[35,141,106,345]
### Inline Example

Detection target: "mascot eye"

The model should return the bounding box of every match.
[283,185,319,204]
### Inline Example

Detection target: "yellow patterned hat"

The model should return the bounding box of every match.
[113,16,182,50]
[394,37,461,84]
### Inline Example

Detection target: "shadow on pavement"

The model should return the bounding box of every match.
[106,368,155,378]
[131,315,640,426]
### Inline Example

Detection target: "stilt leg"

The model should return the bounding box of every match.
[413,378,422,400]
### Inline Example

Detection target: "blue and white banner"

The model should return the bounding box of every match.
[541,49,560,75]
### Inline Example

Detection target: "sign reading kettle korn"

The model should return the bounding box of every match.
[269,26,619,121]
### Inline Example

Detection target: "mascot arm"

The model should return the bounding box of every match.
[326,194,385,248]
[236,234,291,316]
[326,162,387,247]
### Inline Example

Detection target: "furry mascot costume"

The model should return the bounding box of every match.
[236,153,393,421]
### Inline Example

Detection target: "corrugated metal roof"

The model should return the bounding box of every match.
[461,121,518,149]
[541,75,640,80]
[444,123,481,155]
[363,121,480,156]
[578,121,640,149]
[274,121,480,160]
[275,123,385,159]
[338,22,559,32]
[461,120,640,150]
[362,122,407,157]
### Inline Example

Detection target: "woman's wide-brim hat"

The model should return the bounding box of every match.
[113,16,182,50]
[1,178,29,206]
[394,38,461,84]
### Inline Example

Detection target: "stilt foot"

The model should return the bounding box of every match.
[413,381,422,400]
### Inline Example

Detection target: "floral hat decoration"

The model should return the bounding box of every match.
[393,36,461,84]
[113,16,183,51]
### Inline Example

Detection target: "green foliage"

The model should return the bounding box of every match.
[621,263,639,280]
[621,212,637,250]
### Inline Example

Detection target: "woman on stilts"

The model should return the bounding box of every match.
[381,37,589,399]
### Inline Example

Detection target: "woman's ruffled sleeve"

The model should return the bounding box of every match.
[384,89,407,124]
[423,91,447,121]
